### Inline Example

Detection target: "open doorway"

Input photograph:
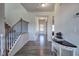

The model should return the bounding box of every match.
[38,17,47,35]
[39,19,47,35]
[36,16,48,43]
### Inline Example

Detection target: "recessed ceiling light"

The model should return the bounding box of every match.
[41,3,47,7]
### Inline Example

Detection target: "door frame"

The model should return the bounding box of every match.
[35,16,48,38]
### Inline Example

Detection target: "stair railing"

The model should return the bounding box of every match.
[5,19,29,55]
[6,29,21,53]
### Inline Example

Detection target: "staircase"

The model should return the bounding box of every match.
[8,33,29,56]
[5,19,29,56]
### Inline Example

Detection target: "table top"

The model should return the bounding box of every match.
[53,39,77,48]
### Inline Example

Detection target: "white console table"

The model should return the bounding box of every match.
[52,40,77,56]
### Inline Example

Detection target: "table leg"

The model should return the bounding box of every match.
[73,49,76,56]
[59,47,61,56]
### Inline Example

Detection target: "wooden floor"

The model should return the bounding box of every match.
[15,34,56,56]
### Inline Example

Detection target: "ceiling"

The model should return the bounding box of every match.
[21,3,55,12]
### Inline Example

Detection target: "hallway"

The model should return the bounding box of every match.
[15,34,54,56]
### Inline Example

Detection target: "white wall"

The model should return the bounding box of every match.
[5,3,30,26]
[0,3,5,55]
[55,3,79,55]
[0,3,5,35]
[0,18,5,56]
[0,3,4,18]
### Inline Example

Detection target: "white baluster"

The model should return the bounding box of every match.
[73,48,76,56]
[59,47,61,56]
[9,32,10,50]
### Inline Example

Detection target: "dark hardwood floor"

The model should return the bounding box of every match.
[15,34,55,56]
